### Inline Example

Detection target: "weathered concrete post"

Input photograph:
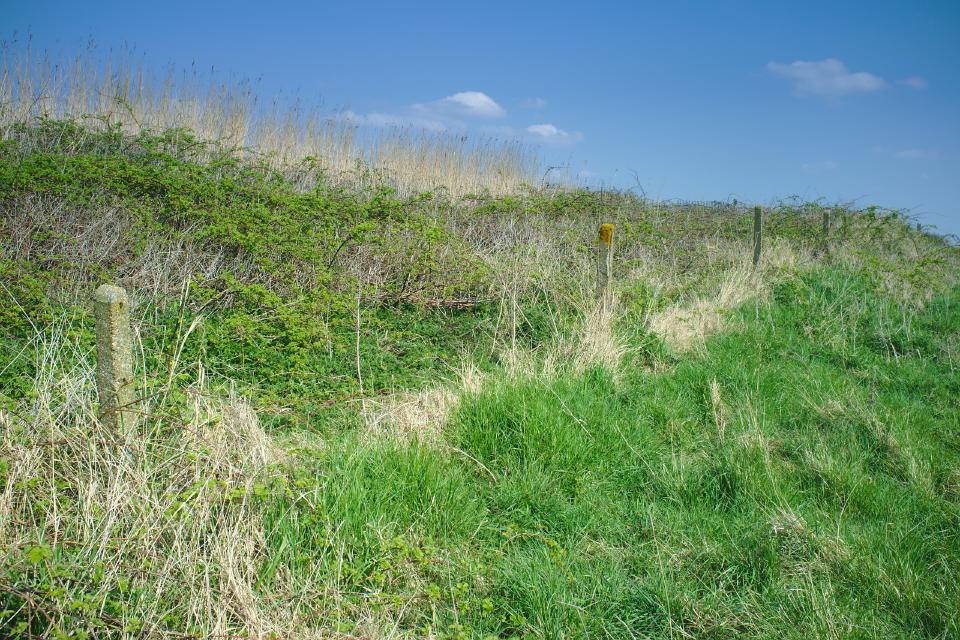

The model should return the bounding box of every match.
[598,223,614,300]
[752,206,763,267]
[94,285,135,430]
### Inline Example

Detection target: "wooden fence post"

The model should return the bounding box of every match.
[598,223,614,300]
[822,208,831,258]
[94,285,135,430]
[752,206,762,267]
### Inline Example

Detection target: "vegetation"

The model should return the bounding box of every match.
[1,67,958,638]
[0,51,539,196]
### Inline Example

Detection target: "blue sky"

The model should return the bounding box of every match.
[5,0,960,235]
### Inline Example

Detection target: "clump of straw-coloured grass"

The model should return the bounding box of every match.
[0,320,298,637]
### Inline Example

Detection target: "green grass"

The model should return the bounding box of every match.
[3,118,959,638]
[250,268,959,638]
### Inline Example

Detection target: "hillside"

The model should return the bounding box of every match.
[1,112,959,639]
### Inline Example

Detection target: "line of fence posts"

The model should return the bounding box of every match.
[89,210,845,418]
[94,284,135,430]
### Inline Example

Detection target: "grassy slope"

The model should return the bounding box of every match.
[262,269,958,638]
[2,121,958,638]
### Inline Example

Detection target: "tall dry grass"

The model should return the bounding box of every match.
[0,47,539,197]
[0,320,299,637]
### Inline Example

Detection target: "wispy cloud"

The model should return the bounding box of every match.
[341,93,584,148]
[801,160,838,173]
[526,123,583,144]
[899,76,928,90]
[484,122,585,145]
[872,146,940,161]
[768,59,886,97]
[340,90,507,133]
[893,148,938,160]
[340,109,448,131]
[414,91,506,118]
[520,97,547,109]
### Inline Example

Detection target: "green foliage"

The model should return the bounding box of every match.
[225,270,960,637]
[0,121,513,419]
[3,542,152,637]
[2,120,441,291]
[0,257,60,406]
[3,119,959,637]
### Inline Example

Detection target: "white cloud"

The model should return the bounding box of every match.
[767,59,886,96]
[526,123,583,144]
[520,97,547,109]
[527,123,561,137]
[801,160,838,173]
[899,76,928,90]
[447,91,505,117]
[343,93,586,146]
[893,148,938,160]
[414,91,506,118]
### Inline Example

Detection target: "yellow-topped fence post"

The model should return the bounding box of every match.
[598,223,614,300]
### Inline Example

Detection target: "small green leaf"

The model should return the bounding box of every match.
[25,544,52,565]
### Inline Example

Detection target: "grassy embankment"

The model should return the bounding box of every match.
[1,67,959,639]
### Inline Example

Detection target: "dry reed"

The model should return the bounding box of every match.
[0,47,539,197]
[0,321,300,636]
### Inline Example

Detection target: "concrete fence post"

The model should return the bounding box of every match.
[752,206,763,267]
[598,223,614,300]
[94,285,135,430]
